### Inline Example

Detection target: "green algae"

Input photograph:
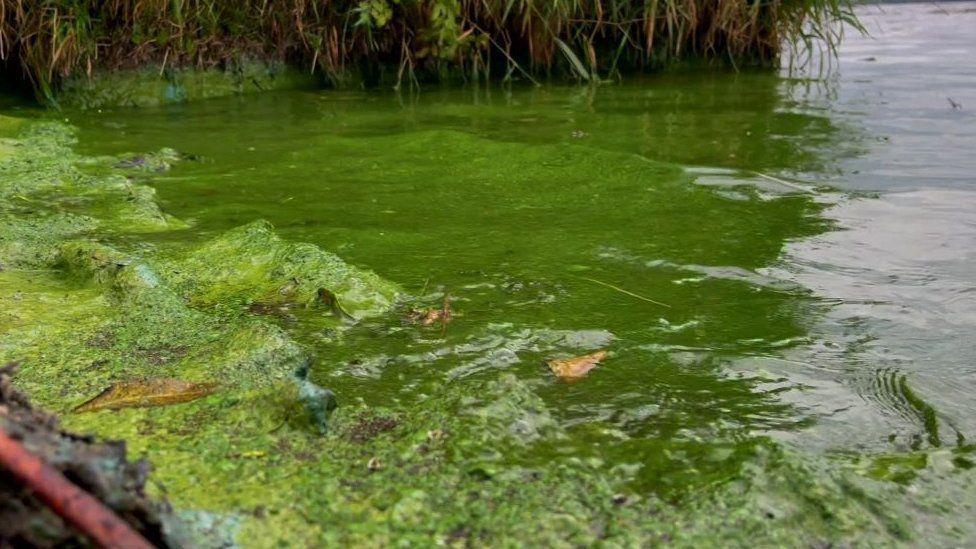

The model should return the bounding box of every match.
[1,96,974,547]
[57,62,317,109]
[0,117,179,270]
[0,116,406,543]
[108,147,186,173]
[160,220,401,320]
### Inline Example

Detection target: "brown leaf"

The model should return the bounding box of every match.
[74,378,219,413]
[410,308,447,326]
[407,293,453,326]
[546,350,607,379]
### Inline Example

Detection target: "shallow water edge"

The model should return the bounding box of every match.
[1,106,973,545]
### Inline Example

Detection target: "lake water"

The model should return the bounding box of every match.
[48,0,976,540]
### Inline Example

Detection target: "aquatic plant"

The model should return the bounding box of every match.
[0,0,858,98]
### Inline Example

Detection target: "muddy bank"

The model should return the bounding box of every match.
[0,1,854,106]
[57,62,318,110]
[0,364,173,546]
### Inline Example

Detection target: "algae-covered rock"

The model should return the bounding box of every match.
[0,118,399,436]
[2,246,308,408]
[4,220,394,417]
[162,220,401,319]
[112,148,186,173]
[0,212,96,267]
[0,119,181,271]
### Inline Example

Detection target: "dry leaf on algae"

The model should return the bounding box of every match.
[546,350,607,379]
[407,294,454,326]
[74,378,219,413]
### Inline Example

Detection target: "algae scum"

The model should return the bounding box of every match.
[3,6,976,546]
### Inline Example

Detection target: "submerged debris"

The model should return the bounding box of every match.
[345,412,400,444]
[366,457,383,472]
[247,301,297,323]
[316,287,354,321]
[113,148,191,172]
[295,360,338,434]
[167,220,401,318]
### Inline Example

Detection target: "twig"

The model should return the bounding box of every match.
[578,276,670,308]
[750,171,815,194]
[440,292,452,337]
[469,23,540,86]
[158,48,169,76]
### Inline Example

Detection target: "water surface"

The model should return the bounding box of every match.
[65,1,976,500]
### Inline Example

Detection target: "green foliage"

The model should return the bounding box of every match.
[0,0,857,97]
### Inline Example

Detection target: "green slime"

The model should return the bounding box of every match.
[0,75,973,545]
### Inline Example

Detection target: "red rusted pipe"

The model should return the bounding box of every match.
[0,428,155,548]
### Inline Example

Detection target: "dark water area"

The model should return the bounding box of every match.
[40,0,976,532]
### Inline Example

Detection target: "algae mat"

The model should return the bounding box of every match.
[3,73,976,547]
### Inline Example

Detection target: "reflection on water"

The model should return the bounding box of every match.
[820,2,976,190]
[766,2,976,453]
[60,1,976,502]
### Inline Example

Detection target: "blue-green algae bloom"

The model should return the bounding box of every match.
[0,96,972,545]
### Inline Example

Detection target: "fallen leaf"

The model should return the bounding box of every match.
[409,308,447,326]
[407,293,453,326]
[546,350,608,379]
[74,378,219,413]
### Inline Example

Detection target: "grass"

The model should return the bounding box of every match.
[0,0,859,98]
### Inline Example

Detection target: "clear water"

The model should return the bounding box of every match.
[59,2,976,495]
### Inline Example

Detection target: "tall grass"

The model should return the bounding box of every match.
[0,0,858,96]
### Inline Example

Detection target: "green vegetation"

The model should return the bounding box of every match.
[1,0,857,100]
[1,98,967,545]
[0,106,900,546]
[4,5,976,542]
